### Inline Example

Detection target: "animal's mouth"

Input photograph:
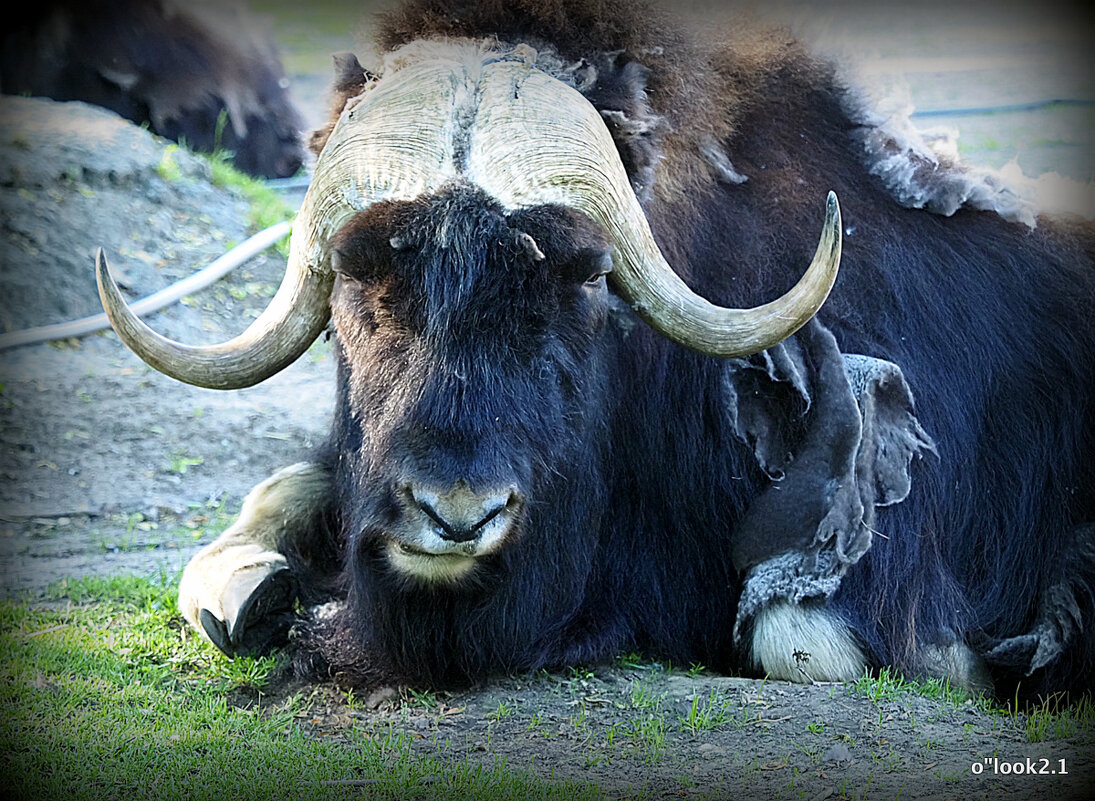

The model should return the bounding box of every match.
[376,480,523,582]
[395,541,433,557]
[393,540,474,558]
[386,538,480,582]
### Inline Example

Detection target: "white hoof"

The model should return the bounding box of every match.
[178,462,329,655]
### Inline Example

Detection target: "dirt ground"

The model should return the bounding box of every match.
[1,2,1093,799]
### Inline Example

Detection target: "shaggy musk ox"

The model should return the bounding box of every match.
[2,1,304,178]
[96,0,1095,699]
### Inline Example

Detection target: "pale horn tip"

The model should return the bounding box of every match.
[824,190,842,252]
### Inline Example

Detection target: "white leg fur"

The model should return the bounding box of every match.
[749,601,867,683]
[918,642,995,697]
[178,462,330,641]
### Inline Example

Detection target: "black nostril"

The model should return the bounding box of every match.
[407,484,514,544]
[417,500,467,542]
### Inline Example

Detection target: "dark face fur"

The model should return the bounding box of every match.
[329,183,616,587]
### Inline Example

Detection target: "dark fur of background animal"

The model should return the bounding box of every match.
[2,1,305,178]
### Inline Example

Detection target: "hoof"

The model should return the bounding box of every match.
[200,567,298,658]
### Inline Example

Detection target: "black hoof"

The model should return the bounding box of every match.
[200,608,234,656]
[231,568,299,657]
[200,568,299,658]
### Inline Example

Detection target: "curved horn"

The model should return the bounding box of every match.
[101,49,839,382]
[467,63,841,358]
[96,246,333,389]
[608,192,841,357]
[96,55,464,389]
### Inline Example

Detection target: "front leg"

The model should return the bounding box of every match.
[178,462,330,656]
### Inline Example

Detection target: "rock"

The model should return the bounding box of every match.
[0,96,209,189]
[822,743,853,764]
[365,686,399,709]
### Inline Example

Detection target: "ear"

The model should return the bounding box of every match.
[724,320,936,632]
[331,51,374,94]
[309,52,377,157]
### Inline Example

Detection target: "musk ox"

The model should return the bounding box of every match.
[96,0,1094,699]
[2,0,304,179]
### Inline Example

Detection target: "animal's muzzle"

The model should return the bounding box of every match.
[407,482,518,544]
[381,477,525,582]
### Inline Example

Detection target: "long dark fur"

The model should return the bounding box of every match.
[294,0,1095,697]
[2,1,304,178]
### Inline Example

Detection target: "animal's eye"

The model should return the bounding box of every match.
[331,241,396,285]
[557,247,612,288]
[581,249,613,286]
[330,248,361,282]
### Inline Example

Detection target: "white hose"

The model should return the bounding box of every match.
[0,220,292,351]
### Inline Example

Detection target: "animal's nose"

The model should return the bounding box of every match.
[407,482,517,543]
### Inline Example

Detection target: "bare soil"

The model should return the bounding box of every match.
[2,3,1093,798]
[0,96,336,595]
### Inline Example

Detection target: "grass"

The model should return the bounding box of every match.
[850,666,983,708]
[165,453,205,476]
[156,144,186,184]
[1023,693,1095,743]
[628,677,666,711]
[205,150,296,250]
[156,138,296,255]
[6,574,1093,798]
[0,575,611,801]
[851,666,1095,745]
[678,688,737,734]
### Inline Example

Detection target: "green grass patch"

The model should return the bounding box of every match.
[156,144,185,183]
[156,127,296,256]
[849,666,984,708]
[678,688,737,734]
[1023,693,1095,743]
[0,575,610,801]
[205,149,296,247]
[43,574,174,606]
[851,666,1095,744]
